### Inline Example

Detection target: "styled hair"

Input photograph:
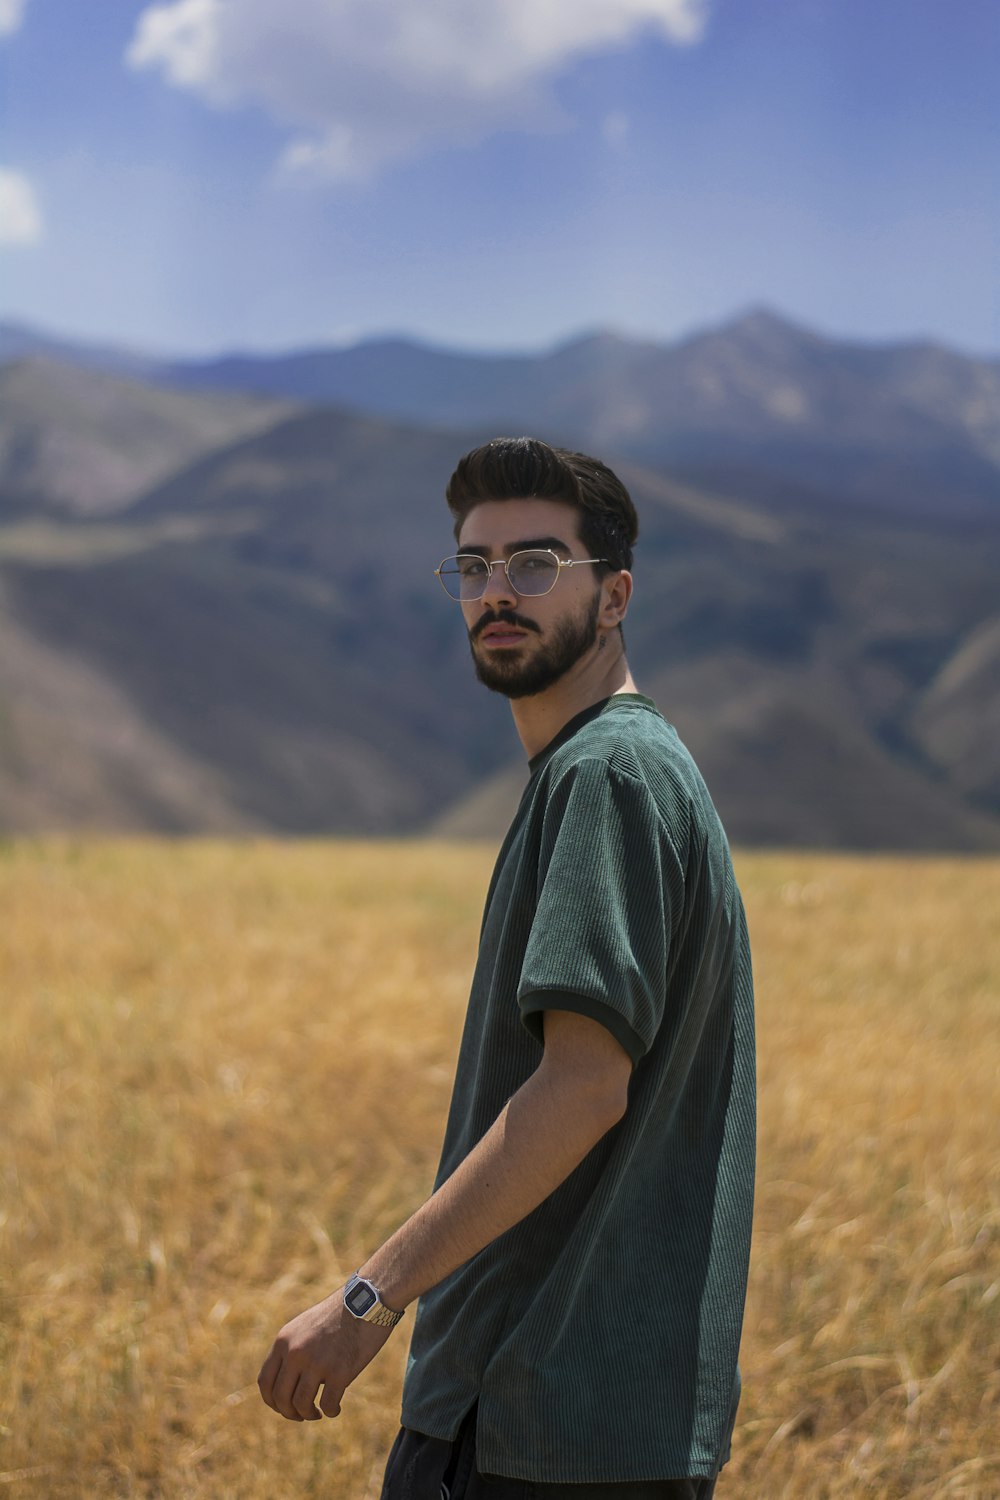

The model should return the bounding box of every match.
[445,436,638,575]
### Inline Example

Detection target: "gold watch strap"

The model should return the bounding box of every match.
[366,1299,404,1329]
[344,1272,404,1329]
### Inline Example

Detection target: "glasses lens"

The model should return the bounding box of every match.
[508,551,560,596]
[438,556,489,600]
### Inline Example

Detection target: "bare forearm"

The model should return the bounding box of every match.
[257,1012,631,1423]
[360,1060,623,1310]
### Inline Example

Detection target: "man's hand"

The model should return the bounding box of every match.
[257,1012,629,1426]
[257,1286,396,1421]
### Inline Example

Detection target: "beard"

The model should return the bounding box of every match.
[469,592,601,699]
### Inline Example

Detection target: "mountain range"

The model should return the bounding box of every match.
[0,309,997,849]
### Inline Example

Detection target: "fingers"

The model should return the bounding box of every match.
[257,1289,387,1423]
[318,1382,342,1419]
[257,1343,343,1422]
[259,1357,319,1421]
[256,1346,286,1416]
[291,1370,323,1421]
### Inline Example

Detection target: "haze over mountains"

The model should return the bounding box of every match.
[1,309,998,848]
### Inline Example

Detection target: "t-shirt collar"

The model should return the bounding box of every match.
[527,693,659,776]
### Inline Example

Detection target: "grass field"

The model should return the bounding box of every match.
[1,838,997,1498]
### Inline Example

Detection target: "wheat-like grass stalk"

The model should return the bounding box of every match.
[1,839,997,1497]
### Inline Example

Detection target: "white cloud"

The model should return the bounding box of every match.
[0,0,26,39]
[126,0,707,181]
[0,168,43,245]
[127,0,221,90]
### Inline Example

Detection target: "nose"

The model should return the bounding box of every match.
[479,559,517,610]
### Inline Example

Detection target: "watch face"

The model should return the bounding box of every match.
[345,1280,378,1318]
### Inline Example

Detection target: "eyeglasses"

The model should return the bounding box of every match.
[434,549,608,602]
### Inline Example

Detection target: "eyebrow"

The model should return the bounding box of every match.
[456,535,574,558]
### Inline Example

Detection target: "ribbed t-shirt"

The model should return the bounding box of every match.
[401,694,756,1484]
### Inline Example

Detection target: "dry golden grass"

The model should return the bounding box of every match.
[0,837,997,1498]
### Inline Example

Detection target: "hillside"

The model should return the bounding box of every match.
[0,313,995,846]
[0,357,295,518]
[0,387,995,846]
[152,309,1000,521]
[6,310,999,522]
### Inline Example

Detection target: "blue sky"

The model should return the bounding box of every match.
[1,0,998,357]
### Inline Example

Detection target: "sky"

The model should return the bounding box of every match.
[1,0,998,358]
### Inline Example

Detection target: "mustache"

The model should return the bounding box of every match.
[471,609,542,642]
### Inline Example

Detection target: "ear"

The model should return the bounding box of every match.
[598,569,633,631]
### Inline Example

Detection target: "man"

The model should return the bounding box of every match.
[258,437,756,1498]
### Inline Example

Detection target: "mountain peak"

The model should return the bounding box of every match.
[709,306,828,352]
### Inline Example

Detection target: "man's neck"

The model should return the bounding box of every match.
[509,640,639,760]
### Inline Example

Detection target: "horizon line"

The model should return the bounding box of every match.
[0,304,998,367]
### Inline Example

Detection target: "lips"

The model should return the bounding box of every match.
[474,610,538,642]
[481,625,528,644]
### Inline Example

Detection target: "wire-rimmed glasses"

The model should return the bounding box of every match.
[434,549,607,601]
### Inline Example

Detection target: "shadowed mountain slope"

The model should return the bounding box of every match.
[152,310,1000,521]
[2,377,999,848]
[909,615,1000,813]
[0,358,295,518]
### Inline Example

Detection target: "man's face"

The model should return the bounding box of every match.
[455,499,605,700]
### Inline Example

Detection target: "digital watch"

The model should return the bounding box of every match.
[343,1272,405,1330]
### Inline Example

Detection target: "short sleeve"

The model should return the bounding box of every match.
[517,757,675,1064]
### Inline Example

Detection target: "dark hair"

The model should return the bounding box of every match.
[446,436,638,575]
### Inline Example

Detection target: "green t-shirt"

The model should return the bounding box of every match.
[401,694,756,1484]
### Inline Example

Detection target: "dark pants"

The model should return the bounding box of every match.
[380,1398,733,1500]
